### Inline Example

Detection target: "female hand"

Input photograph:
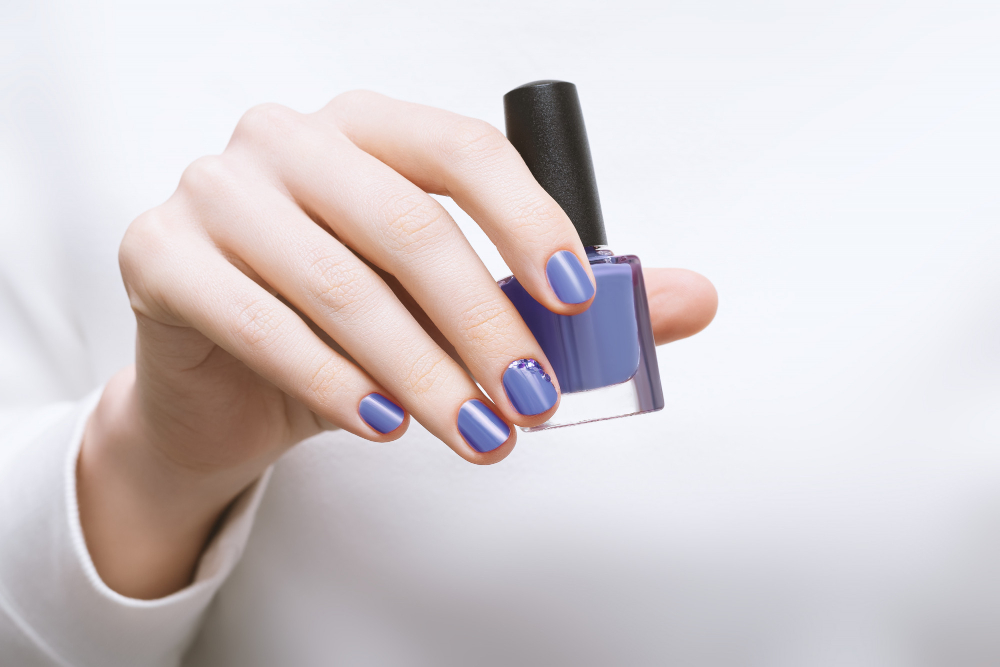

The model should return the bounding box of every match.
[79,91,718,599]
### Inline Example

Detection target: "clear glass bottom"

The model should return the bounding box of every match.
[522,371,663,431]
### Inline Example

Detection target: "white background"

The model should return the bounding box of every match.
[2,0,999,664]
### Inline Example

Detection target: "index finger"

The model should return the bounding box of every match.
[322,90,597,316]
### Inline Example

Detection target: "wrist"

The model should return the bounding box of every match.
[78,366,255,599]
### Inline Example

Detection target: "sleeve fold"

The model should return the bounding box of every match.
[0,390,271,667]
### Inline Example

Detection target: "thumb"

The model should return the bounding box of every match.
[642,268,718,345]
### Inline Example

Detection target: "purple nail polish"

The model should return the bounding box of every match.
[500,81,664,430]
[359,393,405,434]
[457,400,511,453]
[503,359,558,416]
[546,251,594,304]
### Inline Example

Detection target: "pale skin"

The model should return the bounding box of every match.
[78,91,719,600]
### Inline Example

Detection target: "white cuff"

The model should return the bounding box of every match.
[0,391,271,667]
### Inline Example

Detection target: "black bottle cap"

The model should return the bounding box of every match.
[504,80,608,247]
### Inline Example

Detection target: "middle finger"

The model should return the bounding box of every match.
[276,122,562,427]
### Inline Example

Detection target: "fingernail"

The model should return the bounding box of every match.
[502,359,558,416]
[457,399,511,453]
[546,250,595,304]
[359,393,405,434]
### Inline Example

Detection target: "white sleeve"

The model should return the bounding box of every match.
[0,390,271,667]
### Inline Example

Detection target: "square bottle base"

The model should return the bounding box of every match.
[522,374,663,431]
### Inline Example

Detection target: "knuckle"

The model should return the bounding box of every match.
[302,249,374,317]
[440,118,507,164]
[231,298,285,353]
[232,102,302,147]
[378,191,450,252]
[178,155,234,201]
[306,356,349,401]
[118,210,175,314]
[326,90,386,131]
[119,211,159,274]
[404,349,451,396]
[457,298,516,346]
[329,89,379,112]
[504,194,564,238]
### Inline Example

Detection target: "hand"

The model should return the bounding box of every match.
[78,92,718,599]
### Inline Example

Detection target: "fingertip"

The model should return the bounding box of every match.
[377,415,411,442]
[375,412,411,441]
[454,398,517,463]
[462,431,517,465]
[645,268,718,345]
[682,269,719,330]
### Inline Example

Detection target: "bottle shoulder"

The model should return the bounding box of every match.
[498,249,642,289]
[585,246,640,267]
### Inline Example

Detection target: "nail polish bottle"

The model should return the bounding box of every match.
[499,80,664,430]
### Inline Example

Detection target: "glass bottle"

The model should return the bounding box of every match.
[500,81,664,430]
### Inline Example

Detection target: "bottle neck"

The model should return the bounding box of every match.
[585,245,614,259]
